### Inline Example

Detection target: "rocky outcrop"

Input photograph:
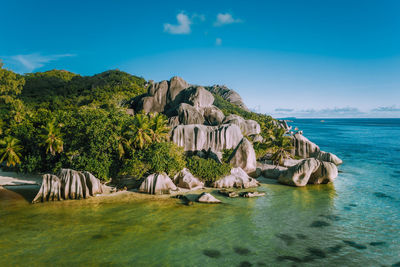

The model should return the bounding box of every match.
[177,103,204,125]
[291,133,342,165]
[32,169,103,203]
[173,168,204,190]
[259,164,287,179]
[223,114,261,136]
[183,86,214,108]
[229,138,257,173]
[206,85,250,111]
[213,167,260,188]
[139,173,177,194]
[203,106,225,126]
[278,158,338,187]
[197,192,221,203]
[171,124,243,152]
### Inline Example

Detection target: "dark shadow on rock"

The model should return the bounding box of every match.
[276,233,295,245]
[239,261,252,267]
[203,249,222,258]
[234,247,251,255]
[369,241,386,246]
[309,220,331,228]
[373,192,394,200]
[343,240,367,250]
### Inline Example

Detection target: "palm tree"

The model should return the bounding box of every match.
[0,136,23,167]
[114,125,132,159]
[39,120,64,156]
[270,134,293,166]
[149,113,170,143]
[127,113,153,149]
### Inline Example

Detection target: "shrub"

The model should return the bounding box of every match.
[118,156,149,180]
[186,156,231,184]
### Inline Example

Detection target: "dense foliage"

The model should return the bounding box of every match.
[186,156,231,183]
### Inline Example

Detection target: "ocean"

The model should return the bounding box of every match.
[0,118,399,266]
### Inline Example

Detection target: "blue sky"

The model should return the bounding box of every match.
[1,0,400,117]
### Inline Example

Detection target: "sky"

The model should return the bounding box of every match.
[1,0,400,118]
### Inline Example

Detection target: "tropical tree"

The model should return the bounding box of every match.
[270,133,293,166]
[0,136,23,167]
[149,113,170,143]
[126,113,153,149]
[39,119,64,156]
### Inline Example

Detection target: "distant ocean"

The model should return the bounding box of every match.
[1,118,399,266]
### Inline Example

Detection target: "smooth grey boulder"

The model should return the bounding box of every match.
[206,85,250,111]
[32,169,103,203]
[184,86,214,108]
[278,158,338,187]
[314,151,343,165]
[203,106,225,126]
[290,133,342,165]
[139,173,177,195]
[223,114,261,136]
[171,124,243,152]
[218,189,239,198]
[177,103,204,125]
[259,164,287,179]
[168,116,180,128]
[197,192,221,203]
[173,168,204,190]
[229,138,257,173]
[213,167,260,188]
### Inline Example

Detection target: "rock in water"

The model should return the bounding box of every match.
[197,192,221,203]
[240,191,266,198]
[173,168,204,190]
[314,151,343,165]
[278,159,338,187]
[32,169,103,203]
[218,189,239,198]
[139,173,177,195]
[171,124,243,152]
[229,137,257,173]
[213,167,260,188]
[223,114,261,136]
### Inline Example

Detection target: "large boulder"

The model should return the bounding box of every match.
[203,106,225,126]
[183,86,214,108]
[229,138,257,173]
[197,192,221,203]
[32,169,103,203]
[213,167,260,188]
[314,151,343,165]
[173,168,204,190]
[171,124,243,152]
[278,159,338,187]
[223,114,261,136]
[206,85,250,111]
[177,103,204,125]
[259,163,287,179]
[139,173,177,195]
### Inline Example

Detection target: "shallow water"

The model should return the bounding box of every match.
[1,118,400,266]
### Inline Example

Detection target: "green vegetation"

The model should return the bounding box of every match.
[0,61,293,180]
[186,156,231,184]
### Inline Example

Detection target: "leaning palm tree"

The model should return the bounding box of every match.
[270,135,294,166]
[127,113,153,149]
[39,120,64,156]
[149,113,170,143]
[0,136,23,167]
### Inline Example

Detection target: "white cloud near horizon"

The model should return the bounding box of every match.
[164,12,192,34]
[9,53,75,72]
[214,13,242,26]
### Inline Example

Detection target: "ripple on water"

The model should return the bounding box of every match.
[343,240,367,250]
[309,220,331,228]
[234,247,251,255]
[203,249,221,258]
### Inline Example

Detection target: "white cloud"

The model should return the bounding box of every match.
[9,53,75,72]
[216,38,222,46]
[214,13,242,26]
[164,12,192,34]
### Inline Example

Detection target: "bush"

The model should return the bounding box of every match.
[222,148,234,163]
[143,142,186,177]
[118,156,149,180]
[186,156,231,184]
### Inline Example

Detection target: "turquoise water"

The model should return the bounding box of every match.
[1,119,400,266]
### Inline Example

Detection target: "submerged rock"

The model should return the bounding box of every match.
[197,192,221,203]
[240,191,266,198]
[32,169,104,203]
[173,168,204,190]
[213,167,260,189]
[139,173,177,195]
[218,189,239,198]
[229,137,257,173]
[171,124,243,152]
